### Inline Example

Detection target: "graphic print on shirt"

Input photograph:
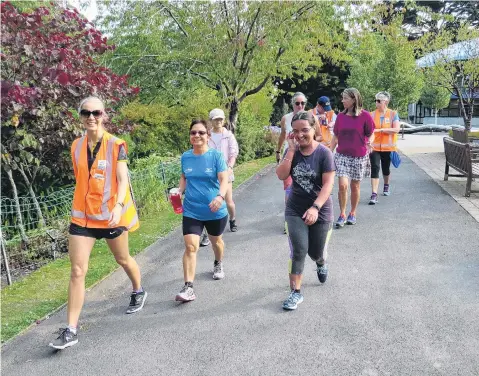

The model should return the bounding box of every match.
[292,161,317,194]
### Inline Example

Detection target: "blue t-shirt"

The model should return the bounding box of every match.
[181,148,228,221]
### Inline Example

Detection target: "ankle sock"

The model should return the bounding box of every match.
[293,289,301,294]
[214,260,221,266]
[67,325,77,334]
[133,287,143,294]
[185,282,193,288]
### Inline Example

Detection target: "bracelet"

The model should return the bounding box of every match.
[217,194,225,200]
[115,202,124,208]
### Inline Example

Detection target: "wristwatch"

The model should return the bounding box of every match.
[312,203,321,211]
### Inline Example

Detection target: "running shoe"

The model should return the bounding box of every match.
[368,193,378,205]
[282,291,304,310]
[200,232,210,247]
[346,213,356,225]
[229,219,238,232]
[175,285,196,302]
[335,215,346,228]
[126,290,147,314]
[316,263,328,284]
[213,262,225,280]
[49,327,78,350]
[383,184,391,196]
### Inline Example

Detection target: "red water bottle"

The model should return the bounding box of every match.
[169,188,183,214]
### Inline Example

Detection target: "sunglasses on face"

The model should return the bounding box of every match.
[292,127,313,135]
[295,101,306,106]
[375,99,382,103]
[80,110,103,118]
[190,130,207,136]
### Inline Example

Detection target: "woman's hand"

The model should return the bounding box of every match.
[302,207,319,225]
[108,204,123,227]
[286,132,297,150]
[209,195,224,212]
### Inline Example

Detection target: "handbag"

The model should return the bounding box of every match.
[391,151,401,168]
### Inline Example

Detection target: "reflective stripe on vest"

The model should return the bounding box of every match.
[371,109,397,151]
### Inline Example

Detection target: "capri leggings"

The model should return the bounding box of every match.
[285,216,333,275]
[369,151,391,178]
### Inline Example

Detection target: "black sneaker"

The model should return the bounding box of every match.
[126,290,147,314]
[49,327,78,350]
[229,219,238,232]
[200,232,210,247]
[316,263,328,284]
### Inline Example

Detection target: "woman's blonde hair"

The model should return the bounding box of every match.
[341,88,363,117]
[78,96,105,114]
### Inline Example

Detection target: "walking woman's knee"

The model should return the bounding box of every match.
[114,254,130,268]
[71,263,88,280]
[338,182,348,192]
[185,242,198,254]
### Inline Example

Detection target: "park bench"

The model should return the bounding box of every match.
[443,134,479,197]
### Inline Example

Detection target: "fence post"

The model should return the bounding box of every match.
[0,228,12,285]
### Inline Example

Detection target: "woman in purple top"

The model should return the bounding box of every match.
[330,88,375,228]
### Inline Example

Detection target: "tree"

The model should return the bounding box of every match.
[1,2,139,239]
[418,23,479,131]
[419,85,451,125]
[347,16,423,115]
[98,0,348,132]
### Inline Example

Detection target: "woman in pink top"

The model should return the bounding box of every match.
[330,88,375,228]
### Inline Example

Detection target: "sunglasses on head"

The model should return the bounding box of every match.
[190,130,207,136]
[80,109,103,118]
[295,101,306,106]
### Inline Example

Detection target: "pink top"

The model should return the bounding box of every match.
[333,111,375,157]
[208,128,239,182]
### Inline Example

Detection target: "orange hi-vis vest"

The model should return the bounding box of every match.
[311,108,335,146]
[371,109,398,152]
[70,132,139,231]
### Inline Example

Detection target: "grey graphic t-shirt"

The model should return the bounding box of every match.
[285,144,335,222]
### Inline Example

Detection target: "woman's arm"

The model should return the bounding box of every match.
[330,135,338,152]
[109,161,128,226]
[209,170,229,213]
[314,171,335,208]
[276,149,295,180]
[179,173,186,195]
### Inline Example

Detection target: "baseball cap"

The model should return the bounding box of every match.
[209,108,225,120]
[317,96,332,111]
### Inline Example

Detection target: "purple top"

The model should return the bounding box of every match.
[333,111,375,157]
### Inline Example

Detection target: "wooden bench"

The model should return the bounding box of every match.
[443,137,479,197]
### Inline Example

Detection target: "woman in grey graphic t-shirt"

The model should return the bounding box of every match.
[276,110,335,311]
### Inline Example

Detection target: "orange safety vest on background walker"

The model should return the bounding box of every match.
[371,109,398,152]
[70,132,139,231]
[310,108,335,147]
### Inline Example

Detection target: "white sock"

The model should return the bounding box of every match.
[67,325,77,334]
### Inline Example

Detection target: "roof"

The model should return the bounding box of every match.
[416,38,479,68]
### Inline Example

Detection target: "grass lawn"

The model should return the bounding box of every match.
[1,156,274,343]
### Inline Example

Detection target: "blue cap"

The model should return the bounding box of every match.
[317,96,332,111]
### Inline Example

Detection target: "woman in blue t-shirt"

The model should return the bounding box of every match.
[175,119,229,302]
[276,111,335,310]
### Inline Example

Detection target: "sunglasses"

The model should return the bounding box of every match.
[190,130,207,136]
[295,101,306,106]
[80,110,103,118]
[375,99,382,103]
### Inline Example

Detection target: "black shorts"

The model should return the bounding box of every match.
[69,223,127,240]
[182,215,228,236]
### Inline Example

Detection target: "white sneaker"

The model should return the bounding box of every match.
[213,262,225,280]
[175,285,196,302]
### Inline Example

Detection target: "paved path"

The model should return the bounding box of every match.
[398,133,479,222]
[2,156,479,375]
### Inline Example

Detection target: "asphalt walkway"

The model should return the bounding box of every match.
[2,155,479,375]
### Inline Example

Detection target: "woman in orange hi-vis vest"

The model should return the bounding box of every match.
[368,91,400,205]
[49,97,147,350]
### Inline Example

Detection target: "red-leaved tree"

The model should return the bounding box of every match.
[1,1,139,240]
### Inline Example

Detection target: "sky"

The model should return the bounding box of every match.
[69,0,98,21]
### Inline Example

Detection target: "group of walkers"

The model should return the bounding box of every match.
[275,89,400,310]
[50,89,399,349]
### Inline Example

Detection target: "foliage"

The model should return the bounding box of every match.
[0,1,139,198]
[98,0,348,131]
[346,16,423,116]
[417,23,479,130]
[419,85,450,112]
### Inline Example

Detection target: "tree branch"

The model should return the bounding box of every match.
[158,2,188,38]
[238,74,270,102]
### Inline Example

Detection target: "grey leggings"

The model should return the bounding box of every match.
[286,216,333,275]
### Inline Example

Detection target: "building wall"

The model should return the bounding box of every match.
[422,117,479,126]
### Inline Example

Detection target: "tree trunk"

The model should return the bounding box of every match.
[18,165,45,228]
[5,169,29,243]
[228,98,240,134]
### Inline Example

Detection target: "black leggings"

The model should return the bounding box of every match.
[369,151,391,179]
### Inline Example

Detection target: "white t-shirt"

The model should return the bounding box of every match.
[283,112,294,152]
